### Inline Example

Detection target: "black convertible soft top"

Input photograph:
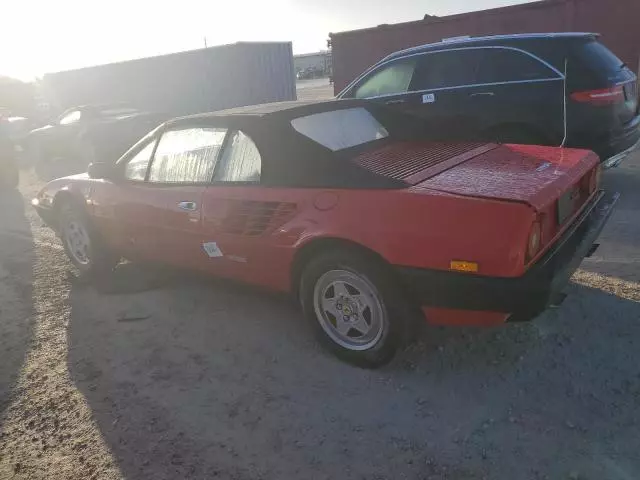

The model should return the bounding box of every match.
[125,99,432,189]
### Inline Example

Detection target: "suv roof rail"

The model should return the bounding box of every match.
[441,35,471,42]
[383,32,598,63]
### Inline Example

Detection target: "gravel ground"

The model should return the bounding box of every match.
[0,152,639,480]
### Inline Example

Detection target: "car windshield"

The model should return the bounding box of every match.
[291,107,389,151]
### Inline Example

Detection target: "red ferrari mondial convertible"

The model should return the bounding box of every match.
[33,100,618,367]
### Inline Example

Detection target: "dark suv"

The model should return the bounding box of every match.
[337,33,640,165]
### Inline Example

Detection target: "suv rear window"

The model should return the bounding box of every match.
[577,40,624,72]
[574,39,626,81]
[291,108,389,151]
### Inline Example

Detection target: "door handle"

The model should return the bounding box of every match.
[385,99,406,105]
[470,92,495,97]
[177,201,197,211]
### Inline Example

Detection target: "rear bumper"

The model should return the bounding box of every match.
[602,136,640,169]
[594,114,640,166]
[396,190,619,324]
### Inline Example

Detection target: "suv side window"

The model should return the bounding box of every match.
[124,140,156,181]
[476,48,559,83]
[412,50,481,90]
[148,127,227,184]
[354,59,416,99]
[215,131,261,183]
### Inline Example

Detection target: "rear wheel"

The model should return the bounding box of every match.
[300,250,407,368]
[58,201,119,276]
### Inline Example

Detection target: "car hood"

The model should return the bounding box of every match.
[416,144,599,211]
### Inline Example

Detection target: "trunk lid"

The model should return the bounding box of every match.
[416,144,598,211]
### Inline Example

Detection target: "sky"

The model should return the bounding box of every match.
[3,0,533,80]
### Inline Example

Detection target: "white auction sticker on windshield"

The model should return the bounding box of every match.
[203,242,223,258]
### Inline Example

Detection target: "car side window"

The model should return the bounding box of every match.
[148,127,227,184]
[412,50,481,90]
[215,131,261,183]
[354,59,416,99]
[476,49,559,83]
[124,141,156,181]
[59,110,82,125]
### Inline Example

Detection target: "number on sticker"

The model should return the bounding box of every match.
[422,93,435,104]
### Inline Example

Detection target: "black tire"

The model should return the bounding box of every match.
[57,200,119,276]
[299,249,409,368]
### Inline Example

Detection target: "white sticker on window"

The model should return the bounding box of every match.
[203,242,223,258]
[422,93,436,104]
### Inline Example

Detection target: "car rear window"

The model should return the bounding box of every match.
[291,108,389,151]
[574,40,626,81]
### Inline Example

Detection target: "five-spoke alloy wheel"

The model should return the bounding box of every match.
[301,249,405,368]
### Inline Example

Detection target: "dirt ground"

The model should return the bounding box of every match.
[295,78,335,101]
[1,148,639,480]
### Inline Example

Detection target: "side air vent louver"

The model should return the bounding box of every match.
[221,201,297,236]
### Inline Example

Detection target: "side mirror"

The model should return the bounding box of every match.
[87,162,115,180]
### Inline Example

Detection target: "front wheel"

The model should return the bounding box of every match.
[300,250,406,368]
[58,202,119,276]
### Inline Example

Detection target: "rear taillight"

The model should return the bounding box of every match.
[526,221,542,263]
[570,86,625,106]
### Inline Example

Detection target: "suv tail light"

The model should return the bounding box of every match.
[526,220,542,263]
[570,86,625,106]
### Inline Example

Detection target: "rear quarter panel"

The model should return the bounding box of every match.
[280,188,537,286]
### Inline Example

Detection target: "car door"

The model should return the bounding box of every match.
[90,136,166,259]
[471,47,565,141]
[144,125,228,269]
[402,49,483,140]
[199,129,284,286]
[347,51,484,141]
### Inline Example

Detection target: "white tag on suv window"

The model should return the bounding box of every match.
[422,93,436,104]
